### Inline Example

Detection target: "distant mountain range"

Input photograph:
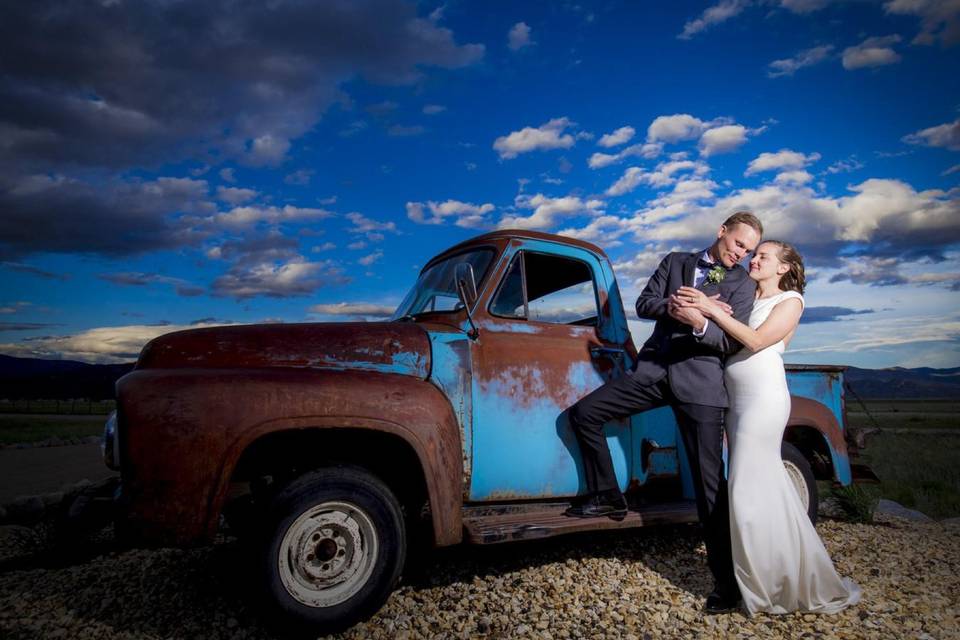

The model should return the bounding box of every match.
[842,366,960,400]
[0,354,135,400]
[0,354,958,400]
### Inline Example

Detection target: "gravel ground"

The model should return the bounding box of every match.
[1,515,957,640]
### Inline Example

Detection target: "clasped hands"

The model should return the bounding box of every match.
[667,286,733,329]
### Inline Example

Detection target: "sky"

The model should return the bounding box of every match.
[0,0,959,369]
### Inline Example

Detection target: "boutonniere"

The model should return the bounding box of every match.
[706,265,726,285]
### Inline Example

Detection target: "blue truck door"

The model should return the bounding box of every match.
[467,244,631,501]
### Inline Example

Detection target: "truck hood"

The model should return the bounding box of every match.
[136,322,431,379]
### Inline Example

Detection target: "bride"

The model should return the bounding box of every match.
[672,240,861,615]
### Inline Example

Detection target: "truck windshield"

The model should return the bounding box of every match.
[392,248,496,319]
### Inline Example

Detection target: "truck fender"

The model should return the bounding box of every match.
[118,369,463,546]
[786,396,853,485]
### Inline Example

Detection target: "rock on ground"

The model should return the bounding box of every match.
[0,515,958,639]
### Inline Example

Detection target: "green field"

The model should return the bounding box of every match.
[1,399,957,519]
[844,399,960,520]
[0,398,116,415]
[846,398,959,431]
[856,429,960,519]
[0,414,106,445]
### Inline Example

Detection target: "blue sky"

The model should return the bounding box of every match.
[1,0,958,368]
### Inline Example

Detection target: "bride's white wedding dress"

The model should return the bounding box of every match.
[724,290,861,615]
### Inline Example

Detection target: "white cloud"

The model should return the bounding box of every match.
[774,170,814,185]
[652,159,710,184]
[284,169,315,185]
[556,215,630,247]
[604,159,710,197]
[214,205,333,229]
[0,301,31,314]
[0,323,232,363]
[247,134,291,166]
[358,250,383,266]
[598,126,636,148]
[627,177,960,267]
[340,120,369,137]
[622,177,721,233]
[98,271,203,296]
[902,119,960,151]
[788,311,960,363]
[767,45,834,77]
[780,0,833,13]
[826,157,865,174]
[308,302,395,318]
[219,168,236,183]
[423,104,447,115]
[698,124,748,157]
[345,212,397,235]
[216,186,258,205]
[606,168,647,197]
[493,117,577,159]
[745,149,821,175]
[388,124,426,137]
[1,1,486,174]
[508,22,533,51]
[588,142,663,169]
[884,0,960,46]
[842,35,903,70]
[943,164,960,176]
[213,257,347,299]
[406,200,495,228]
[647,114,706,143]
[831,179,959,242]
[612,250,675,288]
[497,194,604,230]
[678,0,750,39]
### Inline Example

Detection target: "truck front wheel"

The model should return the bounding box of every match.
[781,442,818,524]
[259,465,406,634]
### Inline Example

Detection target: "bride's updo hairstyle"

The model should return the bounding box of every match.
[765,240,806,294]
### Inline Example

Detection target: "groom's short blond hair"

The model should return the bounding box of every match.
[723,211,763,236]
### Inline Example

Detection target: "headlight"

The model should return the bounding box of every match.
[102,411,119,470]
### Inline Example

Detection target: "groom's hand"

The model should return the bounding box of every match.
[668,300,707,332]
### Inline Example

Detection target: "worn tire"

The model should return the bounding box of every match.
[258,465,406,635]
[781,442,818,524]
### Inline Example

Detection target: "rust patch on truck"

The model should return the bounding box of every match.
[789,395,847,458]
[116,368,463,547]
[473,320,621,413]
[137,322,430,378]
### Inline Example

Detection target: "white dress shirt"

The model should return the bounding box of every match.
[691,251,713,336]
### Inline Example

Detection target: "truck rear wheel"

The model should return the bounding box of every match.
[259,465,405,634]
[781,442,818,524]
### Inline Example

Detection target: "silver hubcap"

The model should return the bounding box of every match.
[278,501,379,607]
[783,460,810,511]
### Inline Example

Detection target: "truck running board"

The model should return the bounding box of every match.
[461,500,698,545]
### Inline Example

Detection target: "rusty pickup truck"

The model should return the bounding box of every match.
[102,229,874,633]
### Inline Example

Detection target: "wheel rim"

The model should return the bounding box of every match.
[277,501,379,608]
[783,460,810,511]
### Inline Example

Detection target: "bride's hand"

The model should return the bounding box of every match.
[711,296,734,316]
[673,287,729,318]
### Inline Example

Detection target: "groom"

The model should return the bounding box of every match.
[565,211,762,613]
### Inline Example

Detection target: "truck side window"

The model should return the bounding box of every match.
[490,254,526,318]
[525,253,598,326]
[490,251,598,326]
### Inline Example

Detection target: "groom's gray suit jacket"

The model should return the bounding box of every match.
[633,250,757,408]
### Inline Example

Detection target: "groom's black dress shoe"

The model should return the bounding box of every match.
[564,493,628,520]
[704,590,741,615]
